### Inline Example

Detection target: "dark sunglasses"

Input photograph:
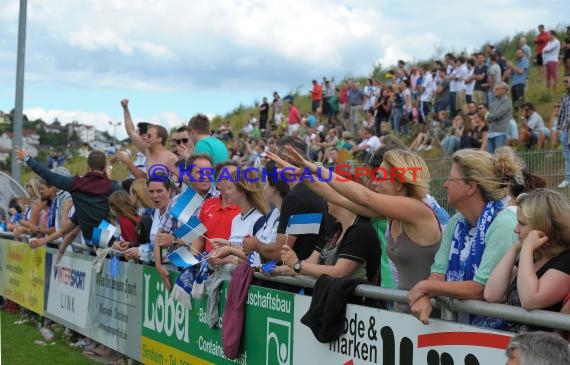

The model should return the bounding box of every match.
[172,138,189,145]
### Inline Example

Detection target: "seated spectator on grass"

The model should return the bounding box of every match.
[409,112,445,152]
[460,113,488,151]
[518,102,550,148]
[484,189,570,332]
[441,114,467,157]
[407,149,520,328]
[350,127,381,161]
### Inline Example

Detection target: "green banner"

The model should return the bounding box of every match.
[141,266,295,365]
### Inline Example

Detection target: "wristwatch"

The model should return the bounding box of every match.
[24,155,31,162]
[293,260,302,273]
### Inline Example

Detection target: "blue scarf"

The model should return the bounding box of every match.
[446,200,504,328]
[48,197,58,228]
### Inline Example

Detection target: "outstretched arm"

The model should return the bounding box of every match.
[121,99,147,153]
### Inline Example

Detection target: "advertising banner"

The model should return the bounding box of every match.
[293,295,512,365]
[141,266,295,365]
[45,251,92,328]
[88,257,143,360]
[1,239,45,314]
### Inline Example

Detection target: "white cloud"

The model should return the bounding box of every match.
[24,107,185,140]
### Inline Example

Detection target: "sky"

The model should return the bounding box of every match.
[0,0,567,140]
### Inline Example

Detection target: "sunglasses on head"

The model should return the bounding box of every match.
[172,138,189,145]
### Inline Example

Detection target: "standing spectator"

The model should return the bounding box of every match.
[327,87,340,126]
[556,73,570,188]
[534,24,550,74]
[434,68,450,113]
[519,36,532,63]
[486,82,512,153]
[286,99,301,136]
[188,114,229,165]
[455,56,469,116]
[310,80,322,112]
[418,64,436,132]
[485,55,502,104]
[543,30,562,90]
[472,53,488,105]
[338,82,348,123]
[347,81,366,139]
[271,91,283,127]
[509,49,530,109]
[564,27,570,74]
[259,97,269,132]
[464,58,475,104]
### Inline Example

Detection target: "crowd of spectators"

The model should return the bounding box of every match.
[2,23,570,363]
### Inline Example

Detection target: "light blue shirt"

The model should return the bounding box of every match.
[512,57,529,86]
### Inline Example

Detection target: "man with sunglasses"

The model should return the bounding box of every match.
[170,125,195,162]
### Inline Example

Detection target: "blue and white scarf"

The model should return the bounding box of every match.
[446,200,504,329]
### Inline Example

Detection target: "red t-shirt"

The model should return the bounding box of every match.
[535,31,550,54]
[311,83,322,101]
[118,215,139,243]
[199,197,240,252]
[288,105,301,125]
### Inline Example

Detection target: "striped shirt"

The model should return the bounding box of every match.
[557,91,570,132]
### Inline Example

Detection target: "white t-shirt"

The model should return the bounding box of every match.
[465,68,475,95]
[420,73,435,102]
[228,208,265,248]
[542,39,561,63]
[457,63,468,91]
[359,136,381,154]
[257,207,280,244]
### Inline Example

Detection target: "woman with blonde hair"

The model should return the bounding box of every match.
[210,169,270,265]
[270,147,441,293]
[13,176,43,235]
[485,189,570,332]
[129,178,154,215]
[407,148,521,328]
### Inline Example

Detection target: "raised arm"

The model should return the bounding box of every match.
[285,146,432,224]
[16,147,73,191]
[121,99,147,153]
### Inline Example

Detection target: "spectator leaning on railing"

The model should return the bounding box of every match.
[407,149,521,328]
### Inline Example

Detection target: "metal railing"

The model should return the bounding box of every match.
[255,273,570,332]
[3,233,570,333]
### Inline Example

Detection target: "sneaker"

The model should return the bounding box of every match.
[424,145,434,151]
[417,145,426,152]
[558,180,570,188]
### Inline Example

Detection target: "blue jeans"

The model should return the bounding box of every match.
[487,134,507,154]
[441,135,460,157]
[391,109,403,134]
[560,131,570,181]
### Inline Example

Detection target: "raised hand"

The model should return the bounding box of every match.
[120,99,129,108]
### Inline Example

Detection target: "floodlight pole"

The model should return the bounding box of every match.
[11,0,28,182]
